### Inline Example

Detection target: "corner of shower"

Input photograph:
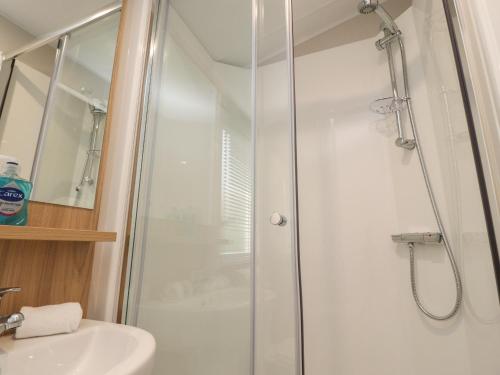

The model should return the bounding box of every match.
[120,1,500,375]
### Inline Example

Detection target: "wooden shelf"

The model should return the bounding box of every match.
[0,226,117,242]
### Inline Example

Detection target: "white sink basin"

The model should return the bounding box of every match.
[0,319,156,375]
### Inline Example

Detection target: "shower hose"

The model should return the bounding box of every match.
[397,37,463,320]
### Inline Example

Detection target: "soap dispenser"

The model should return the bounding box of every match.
[0,157,32,225]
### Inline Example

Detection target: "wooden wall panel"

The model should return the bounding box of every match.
[28,202,94,230]
[0,241,93,315]
[0,201,96,316]
[0,1,129,317]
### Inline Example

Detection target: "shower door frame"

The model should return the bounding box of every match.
[441,0,500,301]
[120,0,164,327]
[284,1,305,374]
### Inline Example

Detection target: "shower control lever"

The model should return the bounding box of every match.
[391,232,442,244]
[270,212,287,226]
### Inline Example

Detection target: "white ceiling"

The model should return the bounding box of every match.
[170,0,252,67]
[0,0,117,37]
[171,0,364,67]
[260,0,361,61]
[0,0,387,70]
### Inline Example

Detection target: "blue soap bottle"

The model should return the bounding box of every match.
[0,158,32,225]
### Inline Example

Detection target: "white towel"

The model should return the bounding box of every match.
[15,302,82,339]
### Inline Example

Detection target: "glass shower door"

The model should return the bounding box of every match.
[126,1,253,370]
[254,0,303,374]
[124,0,303,375]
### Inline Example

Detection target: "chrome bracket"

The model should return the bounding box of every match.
[375,30,402,50]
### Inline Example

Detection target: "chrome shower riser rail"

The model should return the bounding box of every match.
[75,107,105,192]
[382,29,415,150]
[396,33,463,321]
[363,1,463,320]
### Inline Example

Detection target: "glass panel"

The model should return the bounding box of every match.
[254,0,301,374]
[125,0,253,374]
[31,12,120,208]
[0,47,55,180]
[292,0,500,374]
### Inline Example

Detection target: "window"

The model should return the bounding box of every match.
[221,128,251,255]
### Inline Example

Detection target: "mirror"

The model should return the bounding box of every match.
[0,1,121,209]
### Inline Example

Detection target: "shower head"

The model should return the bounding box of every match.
[357,0,400,34]
[357,0,379,14]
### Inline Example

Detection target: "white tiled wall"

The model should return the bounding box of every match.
[285,5,499,375]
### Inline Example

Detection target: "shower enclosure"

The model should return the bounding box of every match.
[123,0,500,374]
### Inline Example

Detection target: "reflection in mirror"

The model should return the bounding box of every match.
[32,12,120,208]
[0,46,54,180]
[0,4,120,209]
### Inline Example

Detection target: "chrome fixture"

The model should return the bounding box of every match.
[270,212,287,226]
[357,0,379,14]
[392,232,442,244]
[387,44,415,149]
[376,30,402,51]
[76,104,106,192]
[0,287,21,301]
[358,1,413,149]
[0,287,24,334]
[357,0,399,33]
[360,3,463,320]
[0,313,24,334]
